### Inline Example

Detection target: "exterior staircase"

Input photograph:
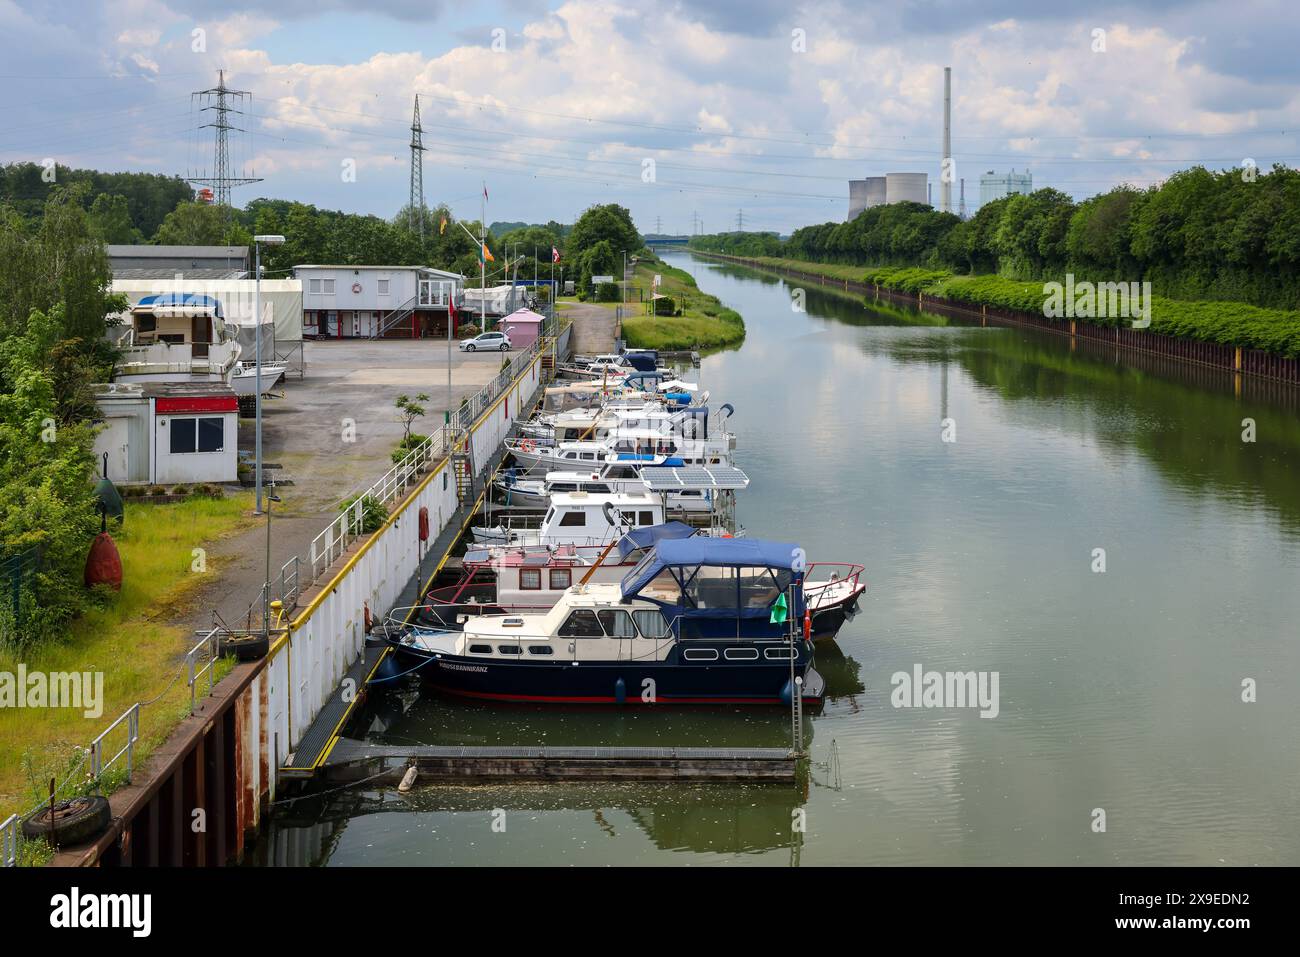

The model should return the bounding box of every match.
[370,294,419,339]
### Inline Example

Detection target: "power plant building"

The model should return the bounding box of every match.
[979,169,1033,209]
[847,176,887,220]
[885,172,929,206]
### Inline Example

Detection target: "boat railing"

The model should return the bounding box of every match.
[803,563,865,603]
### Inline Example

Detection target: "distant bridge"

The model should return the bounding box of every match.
[644,236,691,247]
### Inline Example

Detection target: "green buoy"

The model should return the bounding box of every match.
[93,452,124,523]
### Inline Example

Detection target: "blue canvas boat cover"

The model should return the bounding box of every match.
[621,536,801,598]
[615,520,697,560]
[135,293,224,317]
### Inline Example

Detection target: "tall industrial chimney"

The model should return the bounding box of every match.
[941,66,952,214]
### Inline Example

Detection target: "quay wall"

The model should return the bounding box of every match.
[47,328,569,866]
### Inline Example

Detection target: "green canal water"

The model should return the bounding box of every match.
[254,252,1300,866]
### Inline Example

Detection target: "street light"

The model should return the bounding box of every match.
[252,234,285,515]
[263,482,281,642]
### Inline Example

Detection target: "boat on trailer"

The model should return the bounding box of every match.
[382,536,826,706]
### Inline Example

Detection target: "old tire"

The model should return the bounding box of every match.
[231,634,270,662]
[22,796,111,848]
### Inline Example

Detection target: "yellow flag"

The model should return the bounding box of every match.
[482,243,495,263]
[439,216,447,235]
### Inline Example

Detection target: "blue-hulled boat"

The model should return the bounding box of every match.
[381,536,824,705]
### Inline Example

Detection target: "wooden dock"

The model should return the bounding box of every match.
[320,739,797,783]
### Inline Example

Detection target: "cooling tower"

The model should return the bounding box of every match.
[848,176,887,220]
[886,172,929,206]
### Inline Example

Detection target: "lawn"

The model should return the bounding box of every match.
[620,258,746,351]
[0,493,257,824]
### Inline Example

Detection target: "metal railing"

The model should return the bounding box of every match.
[1,814,20,867]
[186,627,222,715]
[279,556,300,608]
[89,702,140,784]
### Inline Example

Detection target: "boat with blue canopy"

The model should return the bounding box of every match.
[381,536,825,705]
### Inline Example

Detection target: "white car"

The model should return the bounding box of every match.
[459,331,512,352]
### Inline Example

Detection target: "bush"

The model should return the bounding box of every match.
[391,433,427,463]
[595,282,620,302]
[653,296,676,316]
[339,494,388,534]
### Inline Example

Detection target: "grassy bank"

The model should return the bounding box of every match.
[0,493,256,824]
[621,254,746,351]
[698,252,1300,358]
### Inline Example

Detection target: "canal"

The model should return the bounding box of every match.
[255,251,1300,866]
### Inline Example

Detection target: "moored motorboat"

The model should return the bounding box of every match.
[384,536,824,706]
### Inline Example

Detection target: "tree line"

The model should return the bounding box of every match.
[690,165,1300,309]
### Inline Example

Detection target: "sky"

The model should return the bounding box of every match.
[1,0,1298,235]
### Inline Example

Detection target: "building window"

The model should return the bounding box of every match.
[519,568,541,590]
[309,278,322,293]
[168,416,224,454]
[378,279,390,295]
[323,279,335,294]
[549,568,571,590]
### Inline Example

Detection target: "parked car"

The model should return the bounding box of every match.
[460,331,512,352]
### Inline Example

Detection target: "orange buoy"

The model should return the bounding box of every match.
[84,532,123,591]
[803,606,812,642]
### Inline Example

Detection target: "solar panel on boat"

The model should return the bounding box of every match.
[640,466,750,491]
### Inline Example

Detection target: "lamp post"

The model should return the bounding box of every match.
[263,481,281,640]
[252,234,285,515]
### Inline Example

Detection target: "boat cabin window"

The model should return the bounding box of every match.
[584,483,611,494]
[497,645,523,655]
[597,609,636,638]
[549,568,571,590]
[558,510,586,527]
[549,482,577,493]
[579,452,597,461]
[606,466,638,479]
[527,645,554,655]
[559,609,604,638]
[519,569,542,590]
[632,609,670,638]
[468,644,492,655]
[739,567,793,607]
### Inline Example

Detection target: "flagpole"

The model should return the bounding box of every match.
[480,181,487,334]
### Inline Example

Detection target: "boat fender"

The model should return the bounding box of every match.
[803,607,812,642]
[614,677,626,704]
[398,765,418,793]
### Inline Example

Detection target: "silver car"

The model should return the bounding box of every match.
[459,331,512,352]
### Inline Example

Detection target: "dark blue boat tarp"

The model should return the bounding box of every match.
[615,520,697,560]
[621,536,801,598]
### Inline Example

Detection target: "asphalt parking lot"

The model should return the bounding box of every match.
[252,337,521,501]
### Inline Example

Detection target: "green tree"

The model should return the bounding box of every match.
[87,193,143,244]
[154,200,244,246]
[0,306,100,648]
